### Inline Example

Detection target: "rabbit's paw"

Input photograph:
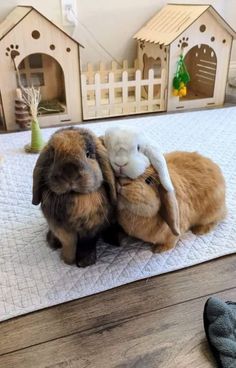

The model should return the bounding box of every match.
[47,230,62,249]
[152,240,177,253]
[76,249,97,268]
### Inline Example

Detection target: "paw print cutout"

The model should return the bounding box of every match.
[5,44,20,59]
[140,41,145,50]
[178,37,189,49]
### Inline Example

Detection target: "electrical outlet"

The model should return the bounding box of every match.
[61,0,77,26]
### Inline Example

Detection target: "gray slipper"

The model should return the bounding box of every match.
[204,297,236,368]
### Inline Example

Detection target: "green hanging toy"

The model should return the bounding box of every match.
[173,53,190,97]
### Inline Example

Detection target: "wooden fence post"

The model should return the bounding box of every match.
[108,72,115,116]
[94,73,101,117]
[87,63,94,100]
[81,74,88,119]
[160,68,166,110]
[87,63,94,82]
[99,61,106,82]
[135,69,141,112]
[122,70,128,115]
[123,60,128,71]
[148,69,154,112]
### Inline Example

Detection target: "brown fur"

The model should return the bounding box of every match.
[32,127,116,264]
[117,151,226,253]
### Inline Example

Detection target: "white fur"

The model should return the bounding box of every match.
[104,127,174,192]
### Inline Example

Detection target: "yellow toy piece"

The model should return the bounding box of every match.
[179,86,187,97]
[172,84,187,97]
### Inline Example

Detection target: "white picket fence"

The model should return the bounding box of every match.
[81,60,167,119]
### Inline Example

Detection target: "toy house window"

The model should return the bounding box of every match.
[18,53,45,87]
[29,54,43,68]
[143,54,162,97]
[153,59,161,78]
[30,73,44,87]
[19,73,27,87]
[17,53,66,116]
[143,54,161,79]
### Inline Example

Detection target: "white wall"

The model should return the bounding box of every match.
[75,0,166,67]
[0,0,60,24]
[0,0,235,68]
[76,0,236,68]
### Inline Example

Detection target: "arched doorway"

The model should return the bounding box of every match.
[17,53,66,115]
[181,44,217,100]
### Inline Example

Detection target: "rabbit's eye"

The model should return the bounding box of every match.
[145,176,153,185]
[137,145,140,151]
[85,138,95,159]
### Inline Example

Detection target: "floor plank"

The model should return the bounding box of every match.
[1,288,235,368]
[1,254,236,356]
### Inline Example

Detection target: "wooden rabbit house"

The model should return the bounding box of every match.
[1,4,236,129]
[135,4,236,112]
[82,4,236,120]
[0,6,83,131]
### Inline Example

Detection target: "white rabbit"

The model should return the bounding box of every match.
[104,126,174,192]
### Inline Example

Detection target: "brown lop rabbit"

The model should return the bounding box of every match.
[117,151,226,253]
[32,127,117,267]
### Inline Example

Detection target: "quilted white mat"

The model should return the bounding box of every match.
[1,107,236,322]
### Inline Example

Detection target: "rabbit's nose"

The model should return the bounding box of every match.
[62,163,79,180]
[115,162,128,168]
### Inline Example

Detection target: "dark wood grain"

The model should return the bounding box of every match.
[1,288,235,368]
[0,254,236,357]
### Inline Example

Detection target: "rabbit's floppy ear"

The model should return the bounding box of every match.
[144,145,179,234]
[96,137,117,205]
[158,184,180,236]
[32,147,50,205]
[141,144,174,192]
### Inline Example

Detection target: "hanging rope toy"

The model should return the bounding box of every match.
[172,53,190,97]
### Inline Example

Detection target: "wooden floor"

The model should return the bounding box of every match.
[1,254,236,368]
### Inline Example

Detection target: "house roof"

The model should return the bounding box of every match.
[134,4,236,45]
[0,6,83,47]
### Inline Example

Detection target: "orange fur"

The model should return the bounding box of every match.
[118,151,226,253]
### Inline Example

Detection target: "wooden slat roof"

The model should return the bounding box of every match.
[133,4,236,45]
